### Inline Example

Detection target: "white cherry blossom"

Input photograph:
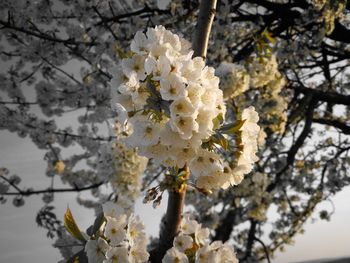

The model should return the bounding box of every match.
[173,235,193,252]
[162,247,189,263]
[103,246,129,263]
[84,238,109,263]
[104,216,127,246]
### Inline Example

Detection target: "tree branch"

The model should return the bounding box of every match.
[149,167,189,263]
[192,0,217,58]
[213,209,237,242]
[95,5,170,26]
[149,186,188,263]
[293,86,350,106]
[1,180,104,196]
[255,237,271,263]
[0,19,95,46]
[244,220,257,260]
[313,118,350,135]
[267,98,316,192]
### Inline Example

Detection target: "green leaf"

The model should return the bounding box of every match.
[212,133,229,150]
[64,207,86,242]
[262,29,276,44]
[219,120,245,134]
[212,113,224,130]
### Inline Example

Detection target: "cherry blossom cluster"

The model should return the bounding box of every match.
[110,142,148,211]
[234,172,271,221]
[193,106,261,190]
[216,62,250,99]
[84,202,149,263]
[219,54,287,134]
[247,55,279,89]
[259,65,288,134]
[111,26,264,191]
[229,106,260,185]
[162,215,238,263]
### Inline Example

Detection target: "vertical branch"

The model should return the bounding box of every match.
[213,209,237,242]
[192,0,218,58]
[150,167,189,263]
[245,220,257,260]
[150,1,218,261]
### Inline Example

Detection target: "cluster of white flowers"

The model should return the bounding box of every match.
[235,172,271,221]
[247,55,279,88]
[262,71,288,134]
[162,215,238,263]
[216,62,250,99]
[84,202,149,263]
[110,142,148,211]
[191,106,260,191]
[230,106,260,185]
[112,26,239,186]
[110,26,261,191]
[228,53,287,134]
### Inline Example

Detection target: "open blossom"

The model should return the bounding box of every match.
[189,149,223,178]
[127,214,147,246]
[125,116,162,148]
[102,201,125,218]
[104,216,127,245]
[163,216,238,263]
[173,235,193,252]
[196,242,238,263]
[104,246,129,263]
[84,202,149,263]
[162,247,189,263]
[129,243,149,263]
[84,238,109,263]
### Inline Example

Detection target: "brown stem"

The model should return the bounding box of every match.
[192,0,218,58]
[244,220,257,260]
[150,185,188,263]
[149,167,189,263]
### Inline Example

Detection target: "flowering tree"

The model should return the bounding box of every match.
[1,0,350,262]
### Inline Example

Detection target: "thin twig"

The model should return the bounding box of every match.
[1,182,104,196]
